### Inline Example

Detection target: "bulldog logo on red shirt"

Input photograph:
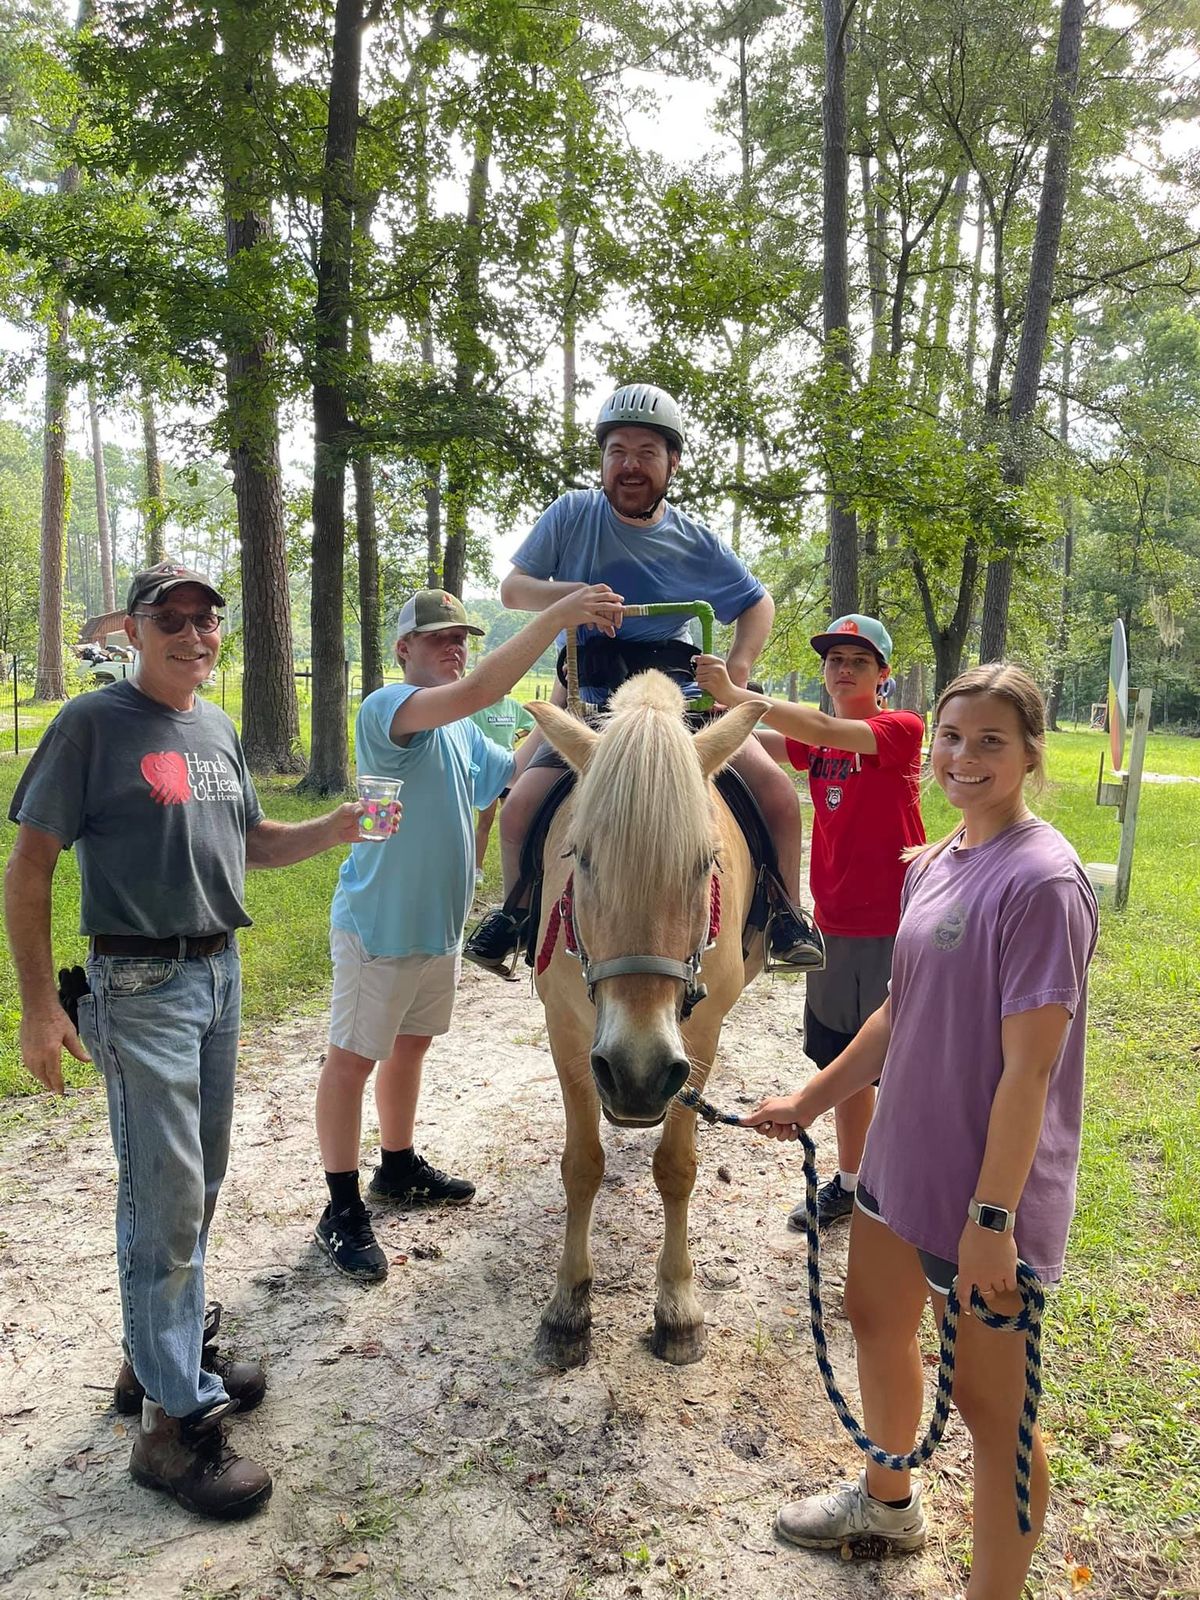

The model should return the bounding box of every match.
[140,750,192,805]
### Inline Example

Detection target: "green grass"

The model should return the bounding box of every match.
[1,703,1198,1566]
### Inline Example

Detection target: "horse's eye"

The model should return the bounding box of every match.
[578,852,592,875]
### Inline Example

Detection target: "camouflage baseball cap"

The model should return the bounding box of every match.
[126,558,225,613]
[395,589,484,637]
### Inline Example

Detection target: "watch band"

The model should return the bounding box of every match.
[968,1197,1015,1233]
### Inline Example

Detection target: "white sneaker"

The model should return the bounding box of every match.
[776,1469,926,1552]
[474,868,484,887]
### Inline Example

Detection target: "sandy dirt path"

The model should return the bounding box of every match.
[1,965,979,1600]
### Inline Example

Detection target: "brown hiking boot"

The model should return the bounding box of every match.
[130,1400,273,1520]
[114,1303,267,1416]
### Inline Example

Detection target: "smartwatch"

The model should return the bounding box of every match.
[968,1197,1015,1233]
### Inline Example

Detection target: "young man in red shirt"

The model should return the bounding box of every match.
[695,615,925,1227]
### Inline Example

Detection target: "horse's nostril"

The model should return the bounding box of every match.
[590,1052,616,1103]
[662,1059,690,1100]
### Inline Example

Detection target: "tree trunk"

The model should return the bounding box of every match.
[441,118,492,599]
[822,0,858,617]
[921,167,970,413]
[35,4,88,701]
[979,0,1085,662]
[354,453,382,693]
[225,201,306,774]
[36,326,72,703]
[913,539,979,698]
[962,187,987,403]
[219,7,304,773]
[87,385,116,613]
[302,0,364,795]
[37,214,83,698]
[1046,336,1074,730]
[141,392,167,564]
[351,192,382,696]
[415,78,442,587]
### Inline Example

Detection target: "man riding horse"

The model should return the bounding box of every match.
[465,382,821,974]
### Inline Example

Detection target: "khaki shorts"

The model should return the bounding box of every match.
[329,927,461,1061]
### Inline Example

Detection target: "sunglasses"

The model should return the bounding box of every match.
[135,608,223,635]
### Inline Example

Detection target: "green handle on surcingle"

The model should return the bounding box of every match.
[621,601,716,710]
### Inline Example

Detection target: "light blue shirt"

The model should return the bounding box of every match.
[513,489,766,703]
[331,682,515,957]
[514,489,765,632]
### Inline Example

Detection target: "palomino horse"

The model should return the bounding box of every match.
[526,671,766,1368]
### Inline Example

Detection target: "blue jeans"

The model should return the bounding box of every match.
[77,947,241,1418]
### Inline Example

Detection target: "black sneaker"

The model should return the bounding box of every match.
[463,909,528,975]
[788,1174,856,1233]
[368,1152,475,1208]
[769,907,826,969]
[314,1201,388,1283]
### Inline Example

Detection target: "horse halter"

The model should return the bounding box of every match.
[561,871,719,1022]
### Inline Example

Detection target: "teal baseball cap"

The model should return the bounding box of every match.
[810,614,893,665]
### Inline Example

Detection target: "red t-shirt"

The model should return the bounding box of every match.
[785,710,926,937]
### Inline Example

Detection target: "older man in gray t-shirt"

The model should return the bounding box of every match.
[6,559,360,1522]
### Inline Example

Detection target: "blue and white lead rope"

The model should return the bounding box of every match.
[675,1085,1044,1534]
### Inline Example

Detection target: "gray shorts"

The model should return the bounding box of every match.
[806,933,894,1035]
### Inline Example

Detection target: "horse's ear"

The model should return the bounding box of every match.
[692,700,769,778]
[526,701,601,772]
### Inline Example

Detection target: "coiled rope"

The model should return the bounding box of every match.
[675,1085,1044,1533]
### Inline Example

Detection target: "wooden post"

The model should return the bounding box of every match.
[1114,686,1151,910]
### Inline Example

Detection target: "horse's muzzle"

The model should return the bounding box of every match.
[600,1105,667,1129]
[590,1047,691,1126]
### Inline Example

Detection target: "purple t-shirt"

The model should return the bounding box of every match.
[859,818,1098,1283]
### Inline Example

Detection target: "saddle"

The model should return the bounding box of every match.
[507,755,783,971]
[555,635,699,699]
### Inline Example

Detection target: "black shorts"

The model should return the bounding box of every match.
[854,1184,957,1294]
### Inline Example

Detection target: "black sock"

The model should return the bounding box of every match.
[879,1494,912,1509]
[325,1170,361,1213]
[379,1146,415,1181]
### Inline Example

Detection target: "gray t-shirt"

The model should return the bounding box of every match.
[859,818,1098,1283]
[10,680,264,938]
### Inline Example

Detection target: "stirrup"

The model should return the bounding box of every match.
[764,906,826,974]
[464,910,527,979]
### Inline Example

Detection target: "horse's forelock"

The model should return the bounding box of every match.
[570,675,717,904]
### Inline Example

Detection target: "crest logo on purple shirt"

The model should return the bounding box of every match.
[932,903,967,950]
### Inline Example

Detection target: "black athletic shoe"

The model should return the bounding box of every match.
[788,1174,856,1233]
[769,907,826,969]
[463,909,528,974]
[314,1201,388,1283]
[368,1152,476,1208]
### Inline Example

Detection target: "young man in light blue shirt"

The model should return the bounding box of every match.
[314,583,622,1282]
[466,382,822,974]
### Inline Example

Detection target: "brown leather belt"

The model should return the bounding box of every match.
[89,933,231,959]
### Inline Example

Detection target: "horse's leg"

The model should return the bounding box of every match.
[536,1037,604,1370]
[650,1099,706,1364]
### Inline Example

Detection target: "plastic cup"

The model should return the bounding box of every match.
[356,776,404,842]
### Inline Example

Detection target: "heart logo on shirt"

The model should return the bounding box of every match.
[140,750,192,806]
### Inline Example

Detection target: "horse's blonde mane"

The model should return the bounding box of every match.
[569,673,716,906]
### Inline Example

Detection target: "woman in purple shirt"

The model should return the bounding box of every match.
[743,663,1098,1600]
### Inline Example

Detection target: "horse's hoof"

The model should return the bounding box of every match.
[650,1318,707,1365]
[535,1321,591,1370]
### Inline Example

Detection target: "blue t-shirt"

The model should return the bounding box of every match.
[331,683,515,957]
[512,490,765,703]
